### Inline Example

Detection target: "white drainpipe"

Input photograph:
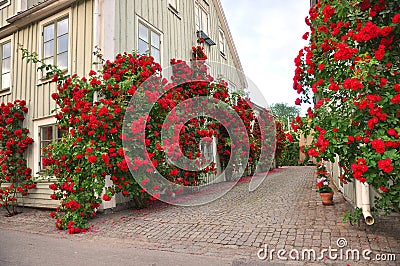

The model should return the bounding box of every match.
[355,179,375,225]
[93,0,100,56]
[93,0,101,102]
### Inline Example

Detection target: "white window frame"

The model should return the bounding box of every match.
[0,35,12,96]
[204,62,213,77]
[0,0,10,9]
[136,17,163,65]
[33,117,68,177]
[228,81,236,93]
[195,2,209,35]
[219,28,226,57]
[38,9,71,81]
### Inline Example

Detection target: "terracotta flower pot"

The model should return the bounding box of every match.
[320,191,334,205]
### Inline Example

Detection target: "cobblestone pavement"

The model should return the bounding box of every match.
[1,166,399,265]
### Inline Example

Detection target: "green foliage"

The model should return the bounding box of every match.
[277,139,300,166]
[294,0,400,215]
[270,103,300,131]
[343,207,363,226]
[0,100,35,216]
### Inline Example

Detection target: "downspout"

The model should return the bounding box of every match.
[93,0,100,102]
[94,0,116,210]
[355,179,375,225]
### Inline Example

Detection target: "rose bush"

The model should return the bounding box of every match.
[0,100,35,216]
[274,121,286,167]
[293,0,399,214]
[22,44,275,232]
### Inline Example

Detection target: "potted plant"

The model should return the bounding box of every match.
[316,165,334,205]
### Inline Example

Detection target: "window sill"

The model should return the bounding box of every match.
[220,51,227,59]
[36,69,68,86]
[35,173,58,182]
[0,88,11,96]
[168,5,181,19]
[36,79,53,86]
[0,0,10,9]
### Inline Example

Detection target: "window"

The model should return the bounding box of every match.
[39,125,67,171]
[138,20,161,63]
[195,2,209,34]
[42,17,69,72]
[0,40,11,93]
[204,62,213,76]
[168,0,179,12]
[228,82,236,93]
[200,141,214,162]
[219,29,225,56]
[0,0,10,9]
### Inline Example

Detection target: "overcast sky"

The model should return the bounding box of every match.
[220,0,311,113]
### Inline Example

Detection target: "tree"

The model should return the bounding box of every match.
[293,0,399,215]
[270,103,300,131]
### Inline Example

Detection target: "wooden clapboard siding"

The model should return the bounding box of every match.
[71,0,93,77]
[1,182,60,208]
[18,182,60,208]
[0,0,94,208]
[0,0,94,118]
[115,0,243,89]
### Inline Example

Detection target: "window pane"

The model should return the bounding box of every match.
[44,57,54,66]
[58,128,67,139]
[44,40,54,58]
[2,57,10,74]
[138,23,148,42]
[44,24,54,42]
[57,34,68,53]
[151,31,160,49]
[40,140,51,149]
[195,6,200,30]
[57,18,69,37]
[151,48,160,63]
[1,73,10,89]
[201,10,208,33]
[41,126,53,141]
[57,52,68,69]
[139,39,148,54]
[2,42,11,58]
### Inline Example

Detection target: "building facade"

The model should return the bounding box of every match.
[0,0,246,208]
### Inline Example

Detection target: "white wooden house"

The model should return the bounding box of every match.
[0,0,246,208]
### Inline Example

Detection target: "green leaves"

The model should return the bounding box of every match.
[295,0,400,217]
[343,207,363,226]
